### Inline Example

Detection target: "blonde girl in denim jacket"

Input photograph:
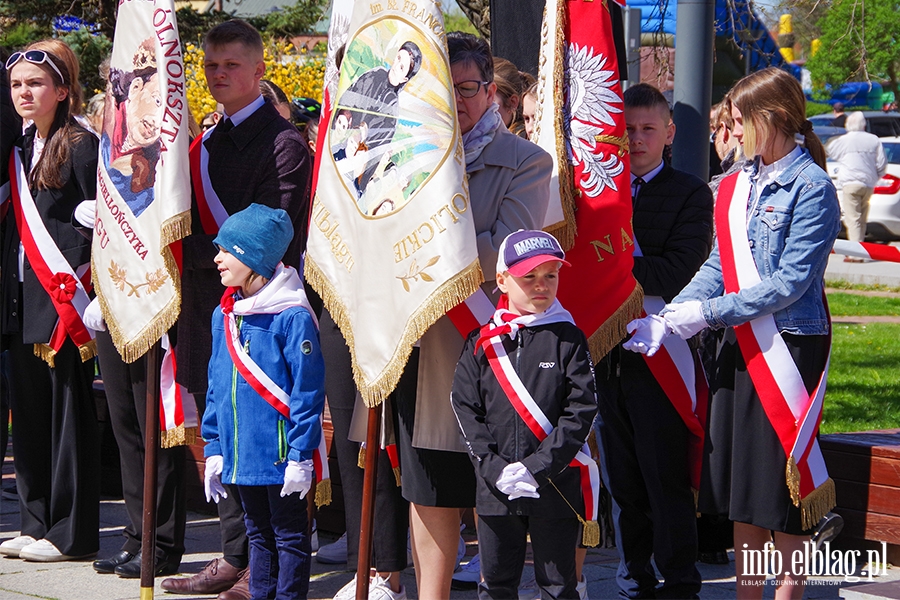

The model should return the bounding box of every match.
[625,68,841,600]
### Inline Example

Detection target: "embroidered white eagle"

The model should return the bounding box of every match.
[564,43,625,197]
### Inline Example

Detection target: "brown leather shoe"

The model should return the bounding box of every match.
[217,567,250,600]
[160,557,241,594]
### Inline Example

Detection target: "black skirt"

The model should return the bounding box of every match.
[699,328,830,535]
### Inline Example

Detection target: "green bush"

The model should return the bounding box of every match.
[61,28,112,96]
[806,101,833,118]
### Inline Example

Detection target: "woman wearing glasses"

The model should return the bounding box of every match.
[399,31,552,599]
[0,44,101,562]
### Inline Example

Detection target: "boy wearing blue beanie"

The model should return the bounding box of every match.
[202,204,325,600]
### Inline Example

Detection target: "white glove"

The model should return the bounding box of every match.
[622,314,670,356]
[82,297,105,332]
[74,199,96,228]
[280,459,314,498]
[663,300,708,339]
[204,455,228,503]
[496,462,540,500]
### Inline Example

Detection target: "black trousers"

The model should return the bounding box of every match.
[95,330,186,561]
[477,515,579,600]
[320,308,409,572]
[594,348,701,599]
[7,333,99,556]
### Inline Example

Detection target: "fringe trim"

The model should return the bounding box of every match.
[358,446,366,469]
[581,519,600,547]
[160,425,197,449]
[787,456,802,507]
[586,283,644,361]
[393,466,402,487]
[33,339,97,367]
[315,479,332,508]
[93,249,182,364]
[550,0,577,252]
[159,211,192,247]
[801,478,836,531]
[306,255,484,407]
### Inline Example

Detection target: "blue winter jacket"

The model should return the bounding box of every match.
[672,148,840,335]
[202,302,326,486]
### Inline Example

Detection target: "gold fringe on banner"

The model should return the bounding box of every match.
[800,478,835,531]
[393,466,402,487]
[160,425,197,449]
[95,249,182,364]
[159,210,192,247]
[587,283,644,361]
[34,338,97,367]
[306,255,484,408]
[315,478,332,508]
[357,446,366,469]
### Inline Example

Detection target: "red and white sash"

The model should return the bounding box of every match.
[477,302,601,546]
[220,281,331,506]
[189,127,229,234]
[447,288,495,338]
[9,153,95,365]
[640,296,709,492]
[716,171,834,529]
[832,239,900,263]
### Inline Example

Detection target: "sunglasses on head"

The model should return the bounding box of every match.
[5,50,66,84]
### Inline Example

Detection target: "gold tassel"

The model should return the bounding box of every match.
[581,519,600,547]
[160,425,198,449]
[159,211,192,247]
[315,479,332,508]
[587,283,645,361]
[786,456,801,508]
[393,466,402,487]
[33,343,57,367]
[78,339,98,362]
[358,446,366,469]
[800,478,836,531]
[306,255,484,408]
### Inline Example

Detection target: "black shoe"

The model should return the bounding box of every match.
[698,550,730,565]
[93,550,136,574]
[114,553,180,579]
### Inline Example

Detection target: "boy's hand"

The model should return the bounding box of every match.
[623,315,670,356]
[496,462,540,500]
[663,301,707,339]
[281,459,314,498]
[204,455,228,503]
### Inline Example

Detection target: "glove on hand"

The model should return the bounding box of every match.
[496,462,540,500]
[663,300,708,339]
[74,199,96,228]
[204,455,228,504]
[622,315,670,357]
[280,459,314,498]
[82,297,106,332]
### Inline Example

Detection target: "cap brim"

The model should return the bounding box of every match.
[507,255,571,277]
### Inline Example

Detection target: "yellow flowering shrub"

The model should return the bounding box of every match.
[184,39,325,122]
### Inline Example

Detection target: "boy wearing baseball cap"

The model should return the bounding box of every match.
[451,230,598,599]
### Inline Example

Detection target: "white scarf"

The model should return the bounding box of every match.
[228,263,316,324]
[463,103,504,171]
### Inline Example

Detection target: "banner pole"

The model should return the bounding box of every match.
[140,342,161,599]
[355,406,381,600]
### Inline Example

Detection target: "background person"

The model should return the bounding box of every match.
[0,44,100,563]
[825,111,887,252]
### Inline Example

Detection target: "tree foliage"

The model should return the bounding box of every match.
[806,0,900,97]
[756,0,828,62]
[454,0,490,40]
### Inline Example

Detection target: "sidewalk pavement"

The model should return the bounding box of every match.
[2,485,898,600]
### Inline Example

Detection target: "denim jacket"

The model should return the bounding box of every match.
[671,148,840,335]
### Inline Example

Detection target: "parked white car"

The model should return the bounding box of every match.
[826,136,900,241]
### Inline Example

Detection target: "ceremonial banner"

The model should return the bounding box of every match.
[306,4,481,405]
[534,0,642,360]
[92,1,191,362]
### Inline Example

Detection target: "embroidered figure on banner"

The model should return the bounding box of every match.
[101,38,163,218]
[328,19,454,217]
[564,43,625,197]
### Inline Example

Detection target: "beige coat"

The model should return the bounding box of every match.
[413,126,553,451]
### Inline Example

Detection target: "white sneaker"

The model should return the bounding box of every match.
[451,552,481,590]
[369,573,407,600]
[576,576,588,600]
[333,576,357,600]
[517,572,539,600]
[317,532,348,564]
[19,539,88,562]
[0,535,36,558]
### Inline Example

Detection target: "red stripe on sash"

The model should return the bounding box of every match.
[223,311,290,418]
[189,135,220,235]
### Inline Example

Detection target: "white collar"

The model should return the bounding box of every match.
[754,145,802,183]
[631,160,665,184]
[223,95,265,128]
